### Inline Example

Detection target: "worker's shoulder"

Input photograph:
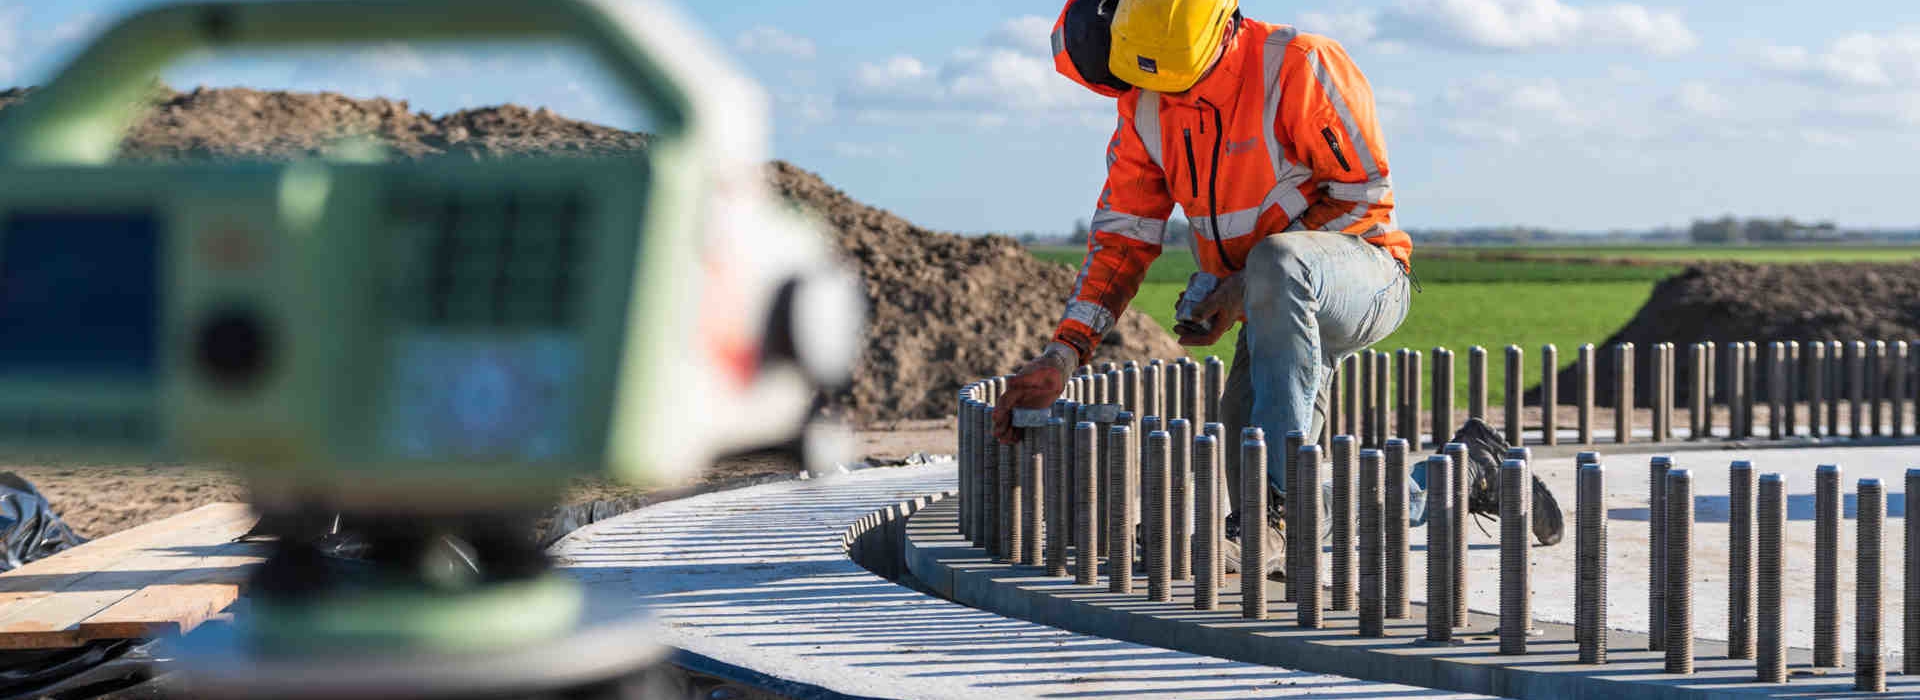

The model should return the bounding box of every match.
[1275,27,1350,57]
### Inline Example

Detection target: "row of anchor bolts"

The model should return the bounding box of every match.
[957,352,1920,687]
[989,342,1917,473]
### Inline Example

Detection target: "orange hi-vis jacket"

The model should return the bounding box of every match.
[1053,18,1411,362]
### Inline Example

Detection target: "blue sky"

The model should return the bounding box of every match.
[4,0,1919,234]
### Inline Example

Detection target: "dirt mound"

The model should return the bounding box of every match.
[0,86,1183,424]
[1,86,649,162]
[767,162,1185,423]
[1549,262,1920,406]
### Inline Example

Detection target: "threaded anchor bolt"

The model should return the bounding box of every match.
[1384,439,1411,618]
[1045,416,1070,577]
[1857,477,1886,692]
[1469,346,1489,421]
[1577,457,1607,664]
[1649,455,1672,651]
[1578,344,1596,444]
[1205,357,1225,428]
[1433,348,1456,449]
[1816,463,1842,667]
[1297,442,1324,628]
[1907,468,1920,674]
[1728,460,1755,659]
[1757,473,1787,683]
[1074,422,1099,586]
[1424,454,1454,644]
[1541,344,1560,446]
[1405,350,1424,446]
[1285,430,1307,602]
[998,441,1013,560]
[1241,428,1268,619]
[1145,430,1172,602]
[1851,342,1866,438]
[1499,457,1532,655]
[1373,351,1392,447]
[1170,419,1192,581]
[1358,448,1385,637]
[1331,435,1357,611]
[1193,434,1221,609]
[1615,343,1635,445]
[1344,354,1362,438]
[1446,442,1470,627]
[1506,345,1525,445]
[1107,423,1136,594]
[1664,468,1695,674]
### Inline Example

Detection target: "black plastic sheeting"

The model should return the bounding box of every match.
[1412,419,1566,547]
[0,472,85,573]
[0,639,152,700]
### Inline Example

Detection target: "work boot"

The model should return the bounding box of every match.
[1219,488,1286,580]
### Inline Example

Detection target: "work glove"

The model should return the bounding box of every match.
[1173,271,1242,347]
[992,341,1077,444]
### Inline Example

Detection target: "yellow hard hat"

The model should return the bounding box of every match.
[1108,0,1239,93]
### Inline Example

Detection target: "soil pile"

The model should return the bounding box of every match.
[1548,262,1920,406]
[0,86,1183,424]
[768,161,1185,424]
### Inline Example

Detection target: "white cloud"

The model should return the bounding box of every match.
[1759,29,1920,88]
[777,92,836,125]
[736,26,817,61]
[1668,81,1729,118]
[831,142,905,159]
[1297,12,1379,43]
[1333,0,1697,55]
[1606,65,1645,83]
[838,15,1108,129]
[986,16,1056,56]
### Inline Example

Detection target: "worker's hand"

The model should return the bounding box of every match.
[992,342,1076,444]
[1176,271,1242,346]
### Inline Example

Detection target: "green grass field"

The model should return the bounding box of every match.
[1442,244,1920,263]
[1028,242,1917,406]
[1031,242,1920,405]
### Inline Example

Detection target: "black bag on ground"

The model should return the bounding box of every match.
[1443,419,1564,547]
[0,473,86,572]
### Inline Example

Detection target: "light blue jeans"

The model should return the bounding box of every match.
[1219,231,1412,511]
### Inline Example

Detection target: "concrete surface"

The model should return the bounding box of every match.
[907,495,1920,698]
[1403,444,1920,659]
[552,463,1479,699]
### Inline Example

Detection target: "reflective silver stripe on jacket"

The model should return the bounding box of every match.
[1306,48,1382,180]
[1133,91,1163,168]
[1327,177,1392,203]
[1260,26,1315,221]
[1092,209,1169,244]
[1063,300,1116,336]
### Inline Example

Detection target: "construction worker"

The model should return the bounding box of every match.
[994,0,1412,577]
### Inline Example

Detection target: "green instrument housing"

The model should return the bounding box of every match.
[0,0,834,510]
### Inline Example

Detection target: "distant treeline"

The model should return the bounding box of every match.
[1020,217,1920,247]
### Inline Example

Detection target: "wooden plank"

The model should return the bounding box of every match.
[0,504,247,624]
[74,539,268,640]
[0,503,256,648]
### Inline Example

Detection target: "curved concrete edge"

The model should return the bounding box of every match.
[553,463,1482,699]
[904,497,1910,700]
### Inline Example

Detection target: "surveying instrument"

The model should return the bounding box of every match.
[0,0,861,696]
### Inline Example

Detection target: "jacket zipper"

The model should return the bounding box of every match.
[1200,99,1237,271]
[1321,127,1353,172]
[1182,129,1201,199]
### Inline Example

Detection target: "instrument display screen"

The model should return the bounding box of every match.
[0,210,162,381]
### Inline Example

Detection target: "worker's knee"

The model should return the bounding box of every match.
[1243,234,1318,304]
[1245,233,1319,285]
